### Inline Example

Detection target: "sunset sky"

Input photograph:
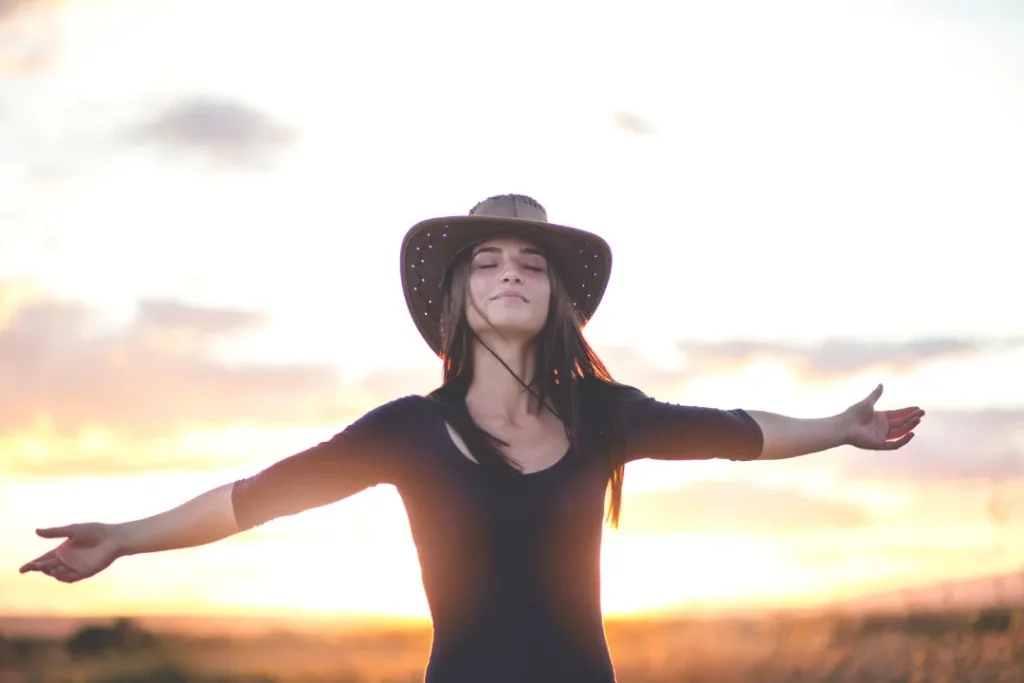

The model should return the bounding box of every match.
[2,0,1024,621]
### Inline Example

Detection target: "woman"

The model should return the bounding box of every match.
[20,194,924,682]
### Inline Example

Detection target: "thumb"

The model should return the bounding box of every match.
[36,525,78,539]
[863,383,883,407]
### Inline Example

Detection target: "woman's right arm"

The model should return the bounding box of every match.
[21,395,425,583]
[18,484,239,583]
[115,482,240,555]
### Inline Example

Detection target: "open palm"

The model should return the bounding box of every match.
[18,523,121,584]
[844,384,925,451]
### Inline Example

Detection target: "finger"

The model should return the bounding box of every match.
[41,562,62,576]
[886,407,923,420]
[864,383,884,406]
[35,557,65,573]
[19,550,57,573]
[888,412,922,433]
[879,431,915,451]
[888,418,920,440]
[885,412,924,439]
[36,525,76,539]
[52,566,80,583]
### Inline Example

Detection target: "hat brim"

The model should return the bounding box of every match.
[401,215,613,357]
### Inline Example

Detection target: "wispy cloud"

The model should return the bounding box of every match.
[677,337,1019,380]
[612,111,656,136]
[123,96,297,168]
[0,0,63,77]
[0,288,344,438]
[3,451,230,477]
[617,479,870,535]
[833,409,1024,483]
[4,285,1021,484]
[0,0,57,23]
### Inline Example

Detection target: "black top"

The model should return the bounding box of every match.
[231,382,763,683]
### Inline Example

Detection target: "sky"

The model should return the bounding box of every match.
[2,0,1024,621]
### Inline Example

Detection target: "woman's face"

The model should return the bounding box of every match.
[465,236,551,345]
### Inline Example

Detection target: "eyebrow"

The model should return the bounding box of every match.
[472,246,547,258]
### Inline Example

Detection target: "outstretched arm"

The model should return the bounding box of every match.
[20,396,425,583]
[612,383,923,464]
[18,484,241,583]
[117,483,240,554]
[749,384,923,460]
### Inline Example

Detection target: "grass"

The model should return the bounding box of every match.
[3,606,1024,682]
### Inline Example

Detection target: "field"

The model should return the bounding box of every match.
[3,606,1024,683]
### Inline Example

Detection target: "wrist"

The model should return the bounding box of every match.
[108,522,136,557]
[833,410,854,447]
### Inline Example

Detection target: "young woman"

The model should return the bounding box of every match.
[20,194,925,682]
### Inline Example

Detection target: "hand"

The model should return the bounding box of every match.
[842,384,925,451]
[19,523,123,584]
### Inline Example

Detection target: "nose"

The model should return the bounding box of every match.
[500,262,524,284]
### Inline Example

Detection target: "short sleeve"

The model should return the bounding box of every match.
[613,387,763,464]
[231,395,427,531]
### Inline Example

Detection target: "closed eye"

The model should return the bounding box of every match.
[472,259,546,273]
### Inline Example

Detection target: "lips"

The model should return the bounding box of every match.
[492,291,527,302]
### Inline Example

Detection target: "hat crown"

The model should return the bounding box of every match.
[469,194,548,222]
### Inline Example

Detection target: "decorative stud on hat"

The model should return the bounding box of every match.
[400,194,613,357]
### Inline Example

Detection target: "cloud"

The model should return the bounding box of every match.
[123,96,297,167]
[0,290,348,439]
[3,451,227,478]
[136,299,266,335]
[595,345,694,395]
[617,479,870,535]
[356,365,440,400]
[0,0,18,19]
[907,0,1024,25]
[4,286,1022,483]
[0,0,43,21]
[612,111,656,136]
[747,409,1024,486]
[0,0,62,77]
[0,288,717,476]
[833,409,1024,483]
[677,337,1019,380]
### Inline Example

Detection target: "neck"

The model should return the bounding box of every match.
[465,337,538,420]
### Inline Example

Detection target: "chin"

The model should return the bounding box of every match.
[473,315,545,344]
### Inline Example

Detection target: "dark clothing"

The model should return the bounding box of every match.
[231,382,763,683]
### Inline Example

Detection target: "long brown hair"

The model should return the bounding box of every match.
[427,240,628,528]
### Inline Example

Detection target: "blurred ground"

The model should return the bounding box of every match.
[2,606,1024,682]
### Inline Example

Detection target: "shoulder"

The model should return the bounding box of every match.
[579,377,646,409]
[575,378,647,438]
[342,394,437,437]
[311,394,440,475]
[358,393,435,420]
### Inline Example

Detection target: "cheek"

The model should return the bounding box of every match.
[466,274,490,312]
[535,283,552,320]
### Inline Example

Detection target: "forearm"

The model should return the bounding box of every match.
[745,410,849,460]
[113,483,242,556]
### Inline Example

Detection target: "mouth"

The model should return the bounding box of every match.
[492,291,527,302]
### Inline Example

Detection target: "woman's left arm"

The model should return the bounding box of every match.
[615,383,924,464]
[749,385,925,458]
[749,384,924,460]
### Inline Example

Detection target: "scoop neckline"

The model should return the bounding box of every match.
[428,399,573,478]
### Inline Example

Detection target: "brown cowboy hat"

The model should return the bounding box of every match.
[400,194,613,357]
